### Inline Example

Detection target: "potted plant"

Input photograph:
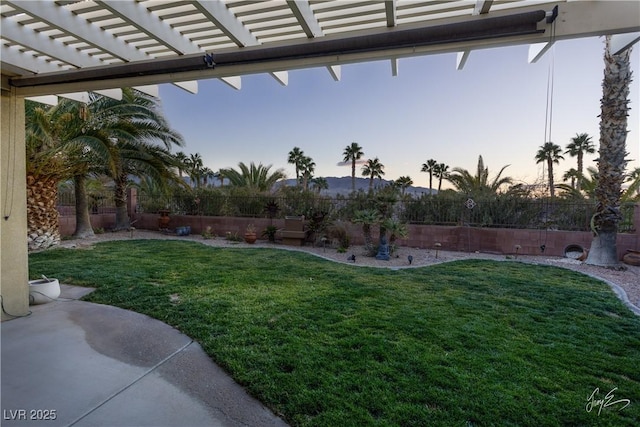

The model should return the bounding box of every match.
[262,225,278,243]
[28,276,60,305]
[244,224,257,244]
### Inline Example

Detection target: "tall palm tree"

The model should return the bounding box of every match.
[446,155,513,197]
[433,163,450,192]
[299,155,316,190]
[586,36,633,267]
[187,153,204,188]
[25,97,120,243]
[361,158,385,190]
[221,162,286,192]
[421,159,438,194]
[91,88,184,230]
[288,147,305,186]
[343,142,364,191]
[565,133,595,191]
[535,142,564,198]
[173,151,188,179]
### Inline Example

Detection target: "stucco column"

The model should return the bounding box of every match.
[1,78,29,320]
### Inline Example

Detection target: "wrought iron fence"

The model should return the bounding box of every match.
[57,189,116,215]
[58,189,637,233]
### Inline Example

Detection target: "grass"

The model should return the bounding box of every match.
[29,240,640,426]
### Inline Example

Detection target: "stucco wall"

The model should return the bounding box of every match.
[1,82,29,321]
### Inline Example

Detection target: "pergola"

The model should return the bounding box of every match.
[1,0,639,318]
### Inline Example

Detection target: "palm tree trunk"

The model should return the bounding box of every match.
[363,225,375,256]
[351,161,356,191]
[26,174,61,250]
[586,36,631,267]
[576,153,583,192]
[72,174,95,238]
[547,159,555,198]
[113,173,130,231]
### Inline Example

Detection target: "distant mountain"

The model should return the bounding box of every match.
[280,176,435,197]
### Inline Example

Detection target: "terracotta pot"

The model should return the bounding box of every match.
[158,210,170,229]
[244,232,257,244]
[622,250,640,266]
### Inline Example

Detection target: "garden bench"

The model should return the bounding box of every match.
[281,216,306,246]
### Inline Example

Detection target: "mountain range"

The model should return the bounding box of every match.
[280,176,435,197]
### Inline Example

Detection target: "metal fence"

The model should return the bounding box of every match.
[58,189,637,233]
[57,189,117,215]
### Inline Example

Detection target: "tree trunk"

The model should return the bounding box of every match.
[576,153,583,192]
[362,225,375,256]
[586,36,631,267]
[547,159,555,198]
[26,174,61,251]
[113,173,130,231]
[351,161,356,192]
[72,174,95,238]
[586,228,618,266]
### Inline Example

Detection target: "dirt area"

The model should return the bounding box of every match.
[58,229,640,315]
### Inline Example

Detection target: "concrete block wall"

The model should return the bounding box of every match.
[58,206,639,259]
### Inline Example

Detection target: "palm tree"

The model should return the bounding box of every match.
[420,159,438,194]
[586,36,633,267]
[222,162,286,192]
[535,142,564,198]
[352,209,381,256]
[565,133,595,191]
[187,153,204,188]
[311,177,328,193]
[299,155,316,190]
[109,141,182,230]
[557,166,599,199]
[561,168,581,190]
[361,158,385,190]
[288,147,305,186]
[173,151,188,179]
[25,96,124,243]
[343,142,364,192]
[216,169,226,187]
[433,163,450,192]
[92,88,184,230]
[394,176,413,195]
[446,155,513,197]
[201,167,216,187]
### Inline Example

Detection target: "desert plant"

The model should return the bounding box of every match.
[262,225,278,242]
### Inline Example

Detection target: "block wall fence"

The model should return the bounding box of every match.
[59,201,640,259]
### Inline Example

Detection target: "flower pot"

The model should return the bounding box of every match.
[28,278,60,305]
[176,226,191,236]
[244,232,257,244]
[158,210,170,229]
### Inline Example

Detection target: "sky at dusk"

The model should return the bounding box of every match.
[158,36,640,190]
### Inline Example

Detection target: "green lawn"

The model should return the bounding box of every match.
[29,240,640,426]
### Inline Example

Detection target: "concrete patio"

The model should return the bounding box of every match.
[1,285,288,427]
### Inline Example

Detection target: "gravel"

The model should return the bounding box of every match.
[58,229,640,316]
